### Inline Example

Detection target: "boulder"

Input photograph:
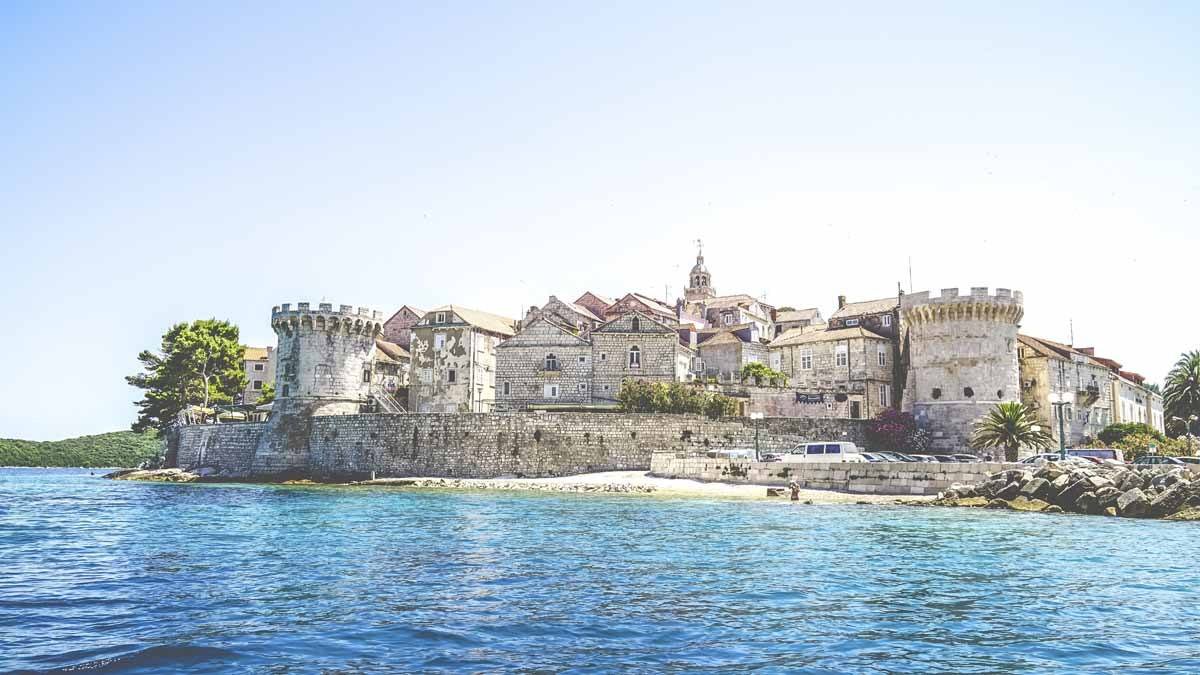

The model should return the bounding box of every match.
[1076,491,1101,515]
[1166,507,1200,521]
[1050,473,1072,494]
[953,496,990,507]
[1115,471,1143,492]
[1104,507,1118,517]
[1086,476,1114,491]
[1117,488,1150,518]
[1019,478,1051,501]
[1035,463,1067,482]
[1044,504,1065,514]
[986,498,1012,509]
[1094,486,1122,511]
[995,481,1022,501]
[1056,479,1092,510]
[1008,496,1052,512]
[978,478,1007,499]
[1150,484,1192,518]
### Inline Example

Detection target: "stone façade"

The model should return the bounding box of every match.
[173,413,869,481]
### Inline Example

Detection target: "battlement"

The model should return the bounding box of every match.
[901,287,1023,325]
[271,302,384,335]
[272,302,383,320]
[901,287,1023,308]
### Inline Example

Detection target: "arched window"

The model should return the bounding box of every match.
[631,317,641,332]
[629,346,641,368]
[545,353,559,371]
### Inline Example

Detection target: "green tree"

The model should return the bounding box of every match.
[257,381,276,406]
[126,319,247,432]
[969,402,1054,462]
[1164,351,1200,437]
[1096,422,1164,446]
[740,362,788,386]
[616,380,738,419]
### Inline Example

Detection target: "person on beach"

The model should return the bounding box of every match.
[789,479,801,501]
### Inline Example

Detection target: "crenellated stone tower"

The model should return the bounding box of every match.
[250,302,384,477]
[900,287,1024,454]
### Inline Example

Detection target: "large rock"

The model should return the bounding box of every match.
[1035,463,1067,482]
[978,478,1007,499]
[1019,478,1051,501]
[995,481,1022,501]
[1056,479,1092,510]
[1117,488,1150,518]
[1076,491,1101,515]
[1150,484,1192,518]
[1095,486,1122,511]
[1008,496,1052,512]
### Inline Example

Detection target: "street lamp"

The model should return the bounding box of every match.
[1171,415,1199,456]
[1050,391,1073,461]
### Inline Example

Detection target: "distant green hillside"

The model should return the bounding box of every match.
[0,430,162,468]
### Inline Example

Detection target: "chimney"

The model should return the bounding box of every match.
[837,295,847,309]
[1079,347,1095,356]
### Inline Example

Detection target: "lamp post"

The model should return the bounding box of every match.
[1050,394,1071,461]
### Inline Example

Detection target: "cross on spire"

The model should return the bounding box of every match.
[695,238,703,257]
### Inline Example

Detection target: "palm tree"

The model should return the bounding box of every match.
[1165,351,1200,437]
[970,402,1054,462]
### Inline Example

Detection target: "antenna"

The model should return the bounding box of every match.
[1069,319,1075,347]
[908,256,913,293]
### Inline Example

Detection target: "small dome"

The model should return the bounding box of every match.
[691,254,708,275]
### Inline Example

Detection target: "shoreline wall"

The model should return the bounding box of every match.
[175,413,868,479]
[650,453,1020,495]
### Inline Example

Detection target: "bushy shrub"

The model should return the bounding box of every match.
[617,380,738,419]
[1097,422,1165,446]
[865,409,922,453]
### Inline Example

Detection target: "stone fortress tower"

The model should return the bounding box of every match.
[250,302,384,476]
[900,288,1024,454]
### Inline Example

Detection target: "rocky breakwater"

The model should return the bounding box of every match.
[930,460,1200,520]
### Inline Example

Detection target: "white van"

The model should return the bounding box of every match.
[779,442,867,463]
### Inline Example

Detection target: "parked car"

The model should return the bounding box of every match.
[907,454,939,463]
[1133,455,1186,466]
[952,454,980,462]
[704,449,756,460]
[1068,448,1125,463]
[1178,457,1200,466]
[860,452,890,463]
[778,442,868,463]
[932,455,959,463]
[1019,453,1068,464]
[873,451,910,462]
[759,453,782,462]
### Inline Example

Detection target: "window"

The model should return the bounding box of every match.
[825,444,842,454]
[447,369,457,384]
[544,384,560,398]
[629,346,641,368]
[836,345,848,367]
[253,363,265,371]
[878,347,886,367]
[631,317,641,331]
[845,318,860,327]
[879,384,890,407]
[281,385,289,397]
[434,334,445,350]
[502,382,511,396]
[600,353,607,361]
[435,312,446,324]
[578,382,588,392]
[882,314,892,328]
[603,384,610,391]
[806,445,825,455]
[800,349,813,370]
[362,370,371,383]
[545,353,559,371]
[723,314,734,326]
[252,380,263,390]
[771,352,782,370]
[420,368,432,384]
[579,356,586,363]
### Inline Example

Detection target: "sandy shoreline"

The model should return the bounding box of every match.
[356,470,928,504]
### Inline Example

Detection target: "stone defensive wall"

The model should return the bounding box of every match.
[173,413,869,480]
[650,454,1021,496]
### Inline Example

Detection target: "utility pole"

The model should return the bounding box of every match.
[1051,401,1068,460]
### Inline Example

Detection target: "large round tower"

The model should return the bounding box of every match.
[251,302,383,477]
[901,287,1024,454]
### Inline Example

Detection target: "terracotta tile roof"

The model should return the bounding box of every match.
[1018,335,1106,368]
[385,305,426,324]
[426,305,517,337]
[563,301,602,323]
[830,297,899,320]
[699,331,748,347]
[374,339,410,363]
[776,308,821,323]
[703,294,760,309]
[630,293,676,316]
[576,291,615,307]
[769,326,889,347]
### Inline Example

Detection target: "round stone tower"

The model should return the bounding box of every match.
[251,302,383,477]
[900,287,1024,454]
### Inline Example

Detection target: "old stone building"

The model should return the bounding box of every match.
[241,346,276,404]
[605,292,677,325]
[696,327,768,383]
[408,305,517,413]
[573,291,615,322]
[677,246,776,337]
[774,308,823,337]
[591,311,695,403]
[828,294,900,339]
[1018,334,1114,446]
[381,305,425,350]
[768,326,894,419]
[900,288,1024,454]
[521,295,603,336]
[372,338,411,398]
[495,317,593,411]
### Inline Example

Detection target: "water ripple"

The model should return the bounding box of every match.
[3,468,1200,673]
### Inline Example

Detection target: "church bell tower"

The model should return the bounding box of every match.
[685,240,715,302]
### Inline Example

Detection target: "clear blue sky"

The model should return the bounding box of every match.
[2,2,1197,440]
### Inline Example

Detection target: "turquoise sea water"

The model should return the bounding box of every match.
[2,468,1200,674]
